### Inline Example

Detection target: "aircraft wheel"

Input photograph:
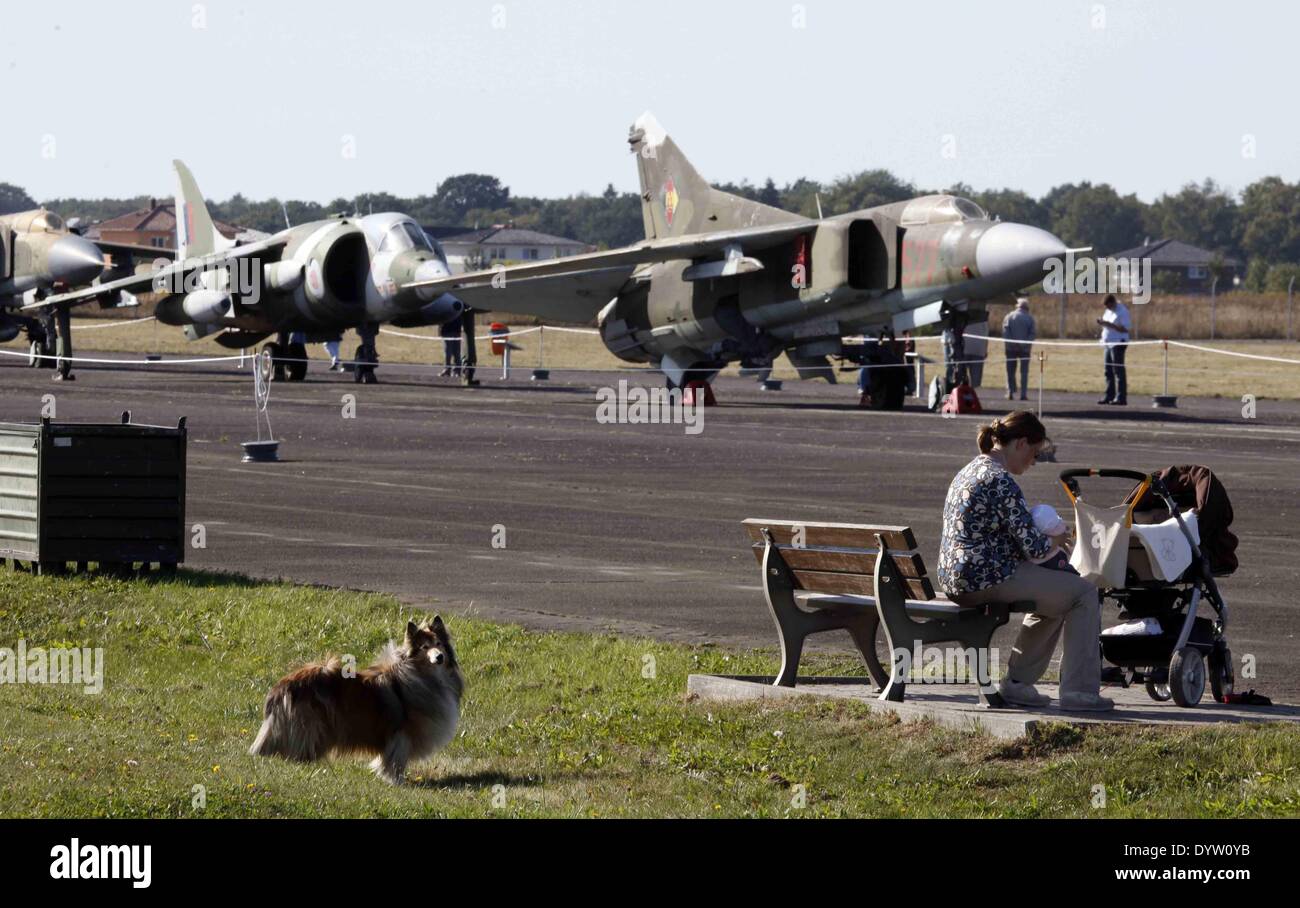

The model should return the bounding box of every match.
[286,342,308,382]
[28,340,41,368]
[263,342,287,382]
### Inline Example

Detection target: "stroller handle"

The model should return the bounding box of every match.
[1059,469,1155,520]
[1058,468,1151,483]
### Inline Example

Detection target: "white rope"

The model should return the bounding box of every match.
[0,346,245,365]
[70,316,156,331]
[379,325,545,342]
[915,331,1300,365]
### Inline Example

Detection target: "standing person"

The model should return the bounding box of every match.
[942,310,969,388]
[1001,297,1037,400]
[460,306,480,387]
[1097,294,1130,405]
[937,411,1112,711]
[439,312,463,377]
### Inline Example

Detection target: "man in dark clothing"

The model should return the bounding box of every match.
[439,313,463,377]
[461,306,480,387]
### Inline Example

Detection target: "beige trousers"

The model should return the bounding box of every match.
[950,561,1102,696]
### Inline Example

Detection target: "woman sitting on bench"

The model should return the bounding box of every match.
[936,411,1113,712]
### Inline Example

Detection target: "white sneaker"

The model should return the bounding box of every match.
[1060,692,1116,712]
[999,679,1051,707]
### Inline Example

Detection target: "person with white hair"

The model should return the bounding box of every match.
[1001,297,1037,400]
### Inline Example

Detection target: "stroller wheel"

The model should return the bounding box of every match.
[1210,647,1235,703]
[1169,646,1206,707]
[1145,679,1172,702]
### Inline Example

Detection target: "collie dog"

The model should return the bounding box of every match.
[249,616,463,783]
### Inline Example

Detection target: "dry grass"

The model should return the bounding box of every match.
[4,292,1297,401]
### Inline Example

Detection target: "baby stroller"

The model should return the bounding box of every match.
[1059,468,1234,707]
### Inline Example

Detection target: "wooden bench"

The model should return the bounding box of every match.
[743,518,1035,708]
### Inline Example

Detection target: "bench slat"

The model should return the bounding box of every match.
[789,568,934,601]
[743,519,917,552]
[749,543,927,580]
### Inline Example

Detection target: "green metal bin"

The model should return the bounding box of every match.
[0,414,187,574]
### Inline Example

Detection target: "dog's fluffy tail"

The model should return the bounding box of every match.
[248,662,338,760]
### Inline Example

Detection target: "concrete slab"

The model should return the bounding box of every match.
[687,674,1300,740]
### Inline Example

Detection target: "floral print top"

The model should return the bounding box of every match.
[937,455,1052,594]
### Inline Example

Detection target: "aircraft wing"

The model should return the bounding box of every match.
[402,221,813,322]
[24,235,289,311]
[95,240,177,261]
[447,266,638,321]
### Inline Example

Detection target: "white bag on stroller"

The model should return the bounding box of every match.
[1069,500,1131,587]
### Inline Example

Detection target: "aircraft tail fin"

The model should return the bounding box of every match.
[628,112,807,241]
[173,160,235,260]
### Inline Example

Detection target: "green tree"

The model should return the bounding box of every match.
[1043,182,1147,254]
[1239,177,1300,265]
[0,183,38,215]
[1146,179,1240,258]
[823,169,915,215]
[432,174,510,222]
[970,188,1050,230]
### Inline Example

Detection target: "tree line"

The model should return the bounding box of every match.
[5,170,1299,292]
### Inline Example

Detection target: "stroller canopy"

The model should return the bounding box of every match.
[1129,465,1238,575]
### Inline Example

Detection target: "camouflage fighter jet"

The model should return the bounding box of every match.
[0,207,165,377]
[403,113,1071,405]
[29,161,464,382]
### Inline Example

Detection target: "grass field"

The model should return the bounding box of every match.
[2,570,1298,818]
[5,297,1299,401]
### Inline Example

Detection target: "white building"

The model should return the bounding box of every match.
[434,225,593,274]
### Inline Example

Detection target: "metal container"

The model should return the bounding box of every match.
[0,413,187,573]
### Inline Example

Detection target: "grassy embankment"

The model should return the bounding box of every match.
[2,570,1297,818]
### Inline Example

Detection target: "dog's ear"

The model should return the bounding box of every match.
[405,620,419,644]
[431,614,447,637]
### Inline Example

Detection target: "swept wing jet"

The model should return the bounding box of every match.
[30,161,463,382]
[0,207,166,375]
[404,113,1069,401]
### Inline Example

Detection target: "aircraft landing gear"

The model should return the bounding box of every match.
[263,332,308,382]
[27,315,56,370]
[354,322,379,384]
[52,308,74,381]
[262,342,287,382]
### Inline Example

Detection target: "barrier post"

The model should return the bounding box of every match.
[1210,275,1218,340]
[1036,350,1045,418]
[1153,339,1177,408]
[532,325,550,381]
[1288,276,1295,342]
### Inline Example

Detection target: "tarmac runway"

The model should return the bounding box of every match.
[2,354,1298,701]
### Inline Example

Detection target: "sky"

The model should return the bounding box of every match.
[2,0,1296,204]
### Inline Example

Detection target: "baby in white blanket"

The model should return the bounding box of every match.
[1030,504,1077,573]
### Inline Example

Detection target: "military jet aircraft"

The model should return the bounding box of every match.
[29,161,464,382]
[0,207,162,376]
[403,113,1070,404]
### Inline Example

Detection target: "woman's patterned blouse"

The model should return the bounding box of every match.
[937,454,1052,594]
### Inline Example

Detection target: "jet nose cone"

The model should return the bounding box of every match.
[413,258,452,301]
[49,235,106,286]
[974,222,1067,289]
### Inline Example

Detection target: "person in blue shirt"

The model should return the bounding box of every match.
[937,411,1113,711]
